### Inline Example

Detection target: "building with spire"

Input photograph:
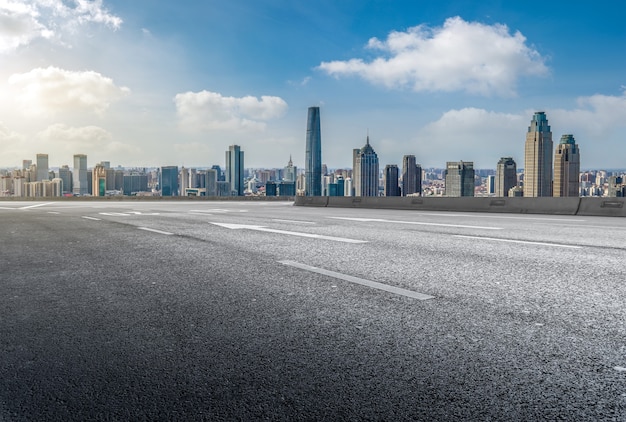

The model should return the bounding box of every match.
[554,134,580,197]
[495,157,517,197]
[305,106,322,196]
[284,155,297,182]
[352,136,379,197]
[524,112,553,197]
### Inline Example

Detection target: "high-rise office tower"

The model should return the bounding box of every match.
[305,106,322,196]
[284,155,297,182]
[57,165,72,194]
[495,157,517,197]
[205,169,218,196]
[36,154,49,182]
[384,165,400,196]
[92,164,106,197]
[160,166,179,196]
[524,112,553,197]
[445,161,475,197]
[180,167,189,197]
[553,134,580,197]
[402,154,422,196]
[225,145,244,196]
[353,136,379,197]
[22,160,32,170]
[73,154,88,195]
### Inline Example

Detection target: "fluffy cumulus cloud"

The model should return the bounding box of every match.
[417,108,526,167]
[0,0,121,53]
[174,90,288,132]
[37,123,139,156]
[8,66,129,115]
[319,17,548,97]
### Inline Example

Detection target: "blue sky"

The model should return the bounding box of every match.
[1,0,625,170]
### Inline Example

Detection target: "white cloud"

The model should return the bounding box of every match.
[37,123,140,156]
[174,90,288,132]
[318,16,548,97]
[8,66,130,115]
[0,0,121,53]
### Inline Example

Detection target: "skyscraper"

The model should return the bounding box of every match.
[353,136,379,197]
[445,161,475,197]
[402,154,422,196]
[92,164,106,197]
[495,157,517,197]
[57,165,72,194]
[553,134,580,197]
[36,154,49,182]
[180,166,189,197]
[73,154,88,195]
[305,106,322,196]
[284,155,297,182]
[160,166,179,196]
[524,112,553,197]
[225,145,244,196]
[384,165,400,196]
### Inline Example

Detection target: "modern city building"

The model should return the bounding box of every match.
[205,169,218,196]
[402,155,422,196]
[123,172,148,195]
[265,181,277,196]
[180,167,189,197]
[305,106,322,196]
[524,112,553,197]
[225,145,244,196]
[445,161,475,197]
[353,136,379,197]
[278,181,296,197]
[73,154,88,195]
[92,164,106,197]
[384,165,401,196]
[57,165,73,194]
[495,157,517,197]
[160,166,179,196]
[554,134,580,197]
[36,153,49,182]
[284,155,297,182]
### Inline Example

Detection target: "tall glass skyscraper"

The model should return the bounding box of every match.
[524,112,553,197]
[445,161,475,197]
[495,157,517,197]
[384,165,400,196]
[305,106,322,196]
[160,166,179,196]
[401,154,422,196]
[225,145,244,196]
[353,136,379,197]
[73,154,88,195]
[554,134,580,197]
[36,153,49,182]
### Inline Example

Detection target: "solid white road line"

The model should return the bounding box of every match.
[280,260,434,300]
[453,235,582,249]
[81,216,101,221]
[330,217,502,230]
[20,202,55,210]
[272,219,316,224]
[47,211,60,214]
[212,222,367,243]
[137,227,173,235]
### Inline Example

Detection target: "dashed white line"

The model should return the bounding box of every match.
[47,211,60,215]
[280,260,434,300]
[453,235,582,249]
[137,227,173,235]
[212,222,366,243]
[330,216,502,230]
[20,202,55,210]
[81,216,101,221]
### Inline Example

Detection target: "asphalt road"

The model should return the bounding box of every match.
[1,200,625,421]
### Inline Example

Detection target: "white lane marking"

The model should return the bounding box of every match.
[47,211,60,215]
[614,366,626,372]
[0,207,15,210]
[420,213,586,222]
[280,260,434,300]
[272,219,316,225]
[81,216,101,221]
[189,209,219,213]
[453,235,582,249]
[211,222,367,243]
[99,212,130,216]
[137,227,173,235]
[20,202,55,210]
[330,217,502,230]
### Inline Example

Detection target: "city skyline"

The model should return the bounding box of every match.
[0,1,625,170]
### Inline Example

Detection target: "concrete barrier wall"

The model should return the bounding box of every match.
[295,196,626,217]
